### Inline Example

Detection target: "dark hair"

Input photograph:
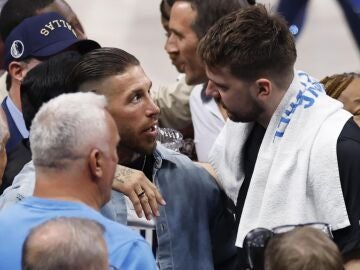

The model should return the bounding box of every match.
[175,0,253,39]
[20,51,81,130]
[5,73,11,91]
[69,47,140,91]
[198,4,297,85]
[160,0,175,22]
[0,0,54,41]
[264,227,343,270]
[321,72,360,99]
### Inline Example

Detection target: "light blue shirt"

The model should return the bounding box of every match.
[6,96,29,138]
[0,197,156,270]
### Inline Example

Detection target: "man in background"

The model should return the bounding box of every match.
[22,217,109,270]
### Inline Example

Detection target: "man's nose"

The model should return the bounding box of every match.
[165,33,178,54]
[205,80,220,98]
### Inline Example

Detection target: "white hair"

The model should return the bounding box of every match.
[30,92,110,169]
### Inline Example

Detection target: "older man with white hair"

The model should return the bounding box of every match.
[0,92,156,270]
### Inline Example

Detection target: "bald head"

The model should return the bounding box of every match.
[22,217,108,270]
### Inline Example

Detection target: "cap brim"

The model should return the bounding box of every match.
[31,38,100,58]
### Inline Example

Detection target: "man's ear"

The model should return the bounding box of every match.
[254,78,272,101]
[8,61,27,82]
[89,149,103,180]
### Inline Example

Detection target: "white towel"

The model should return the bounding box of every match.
[209,71,352,247]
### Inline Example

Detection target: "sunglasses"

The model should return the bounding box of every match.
[243,222,333,270]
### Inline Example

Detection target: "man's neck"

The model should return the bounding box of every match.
[33,168,102,211]
[117,144,143,166]
[9,84,21,111]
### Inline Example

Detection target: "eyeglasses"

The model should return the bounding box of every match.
[243,222,333,270]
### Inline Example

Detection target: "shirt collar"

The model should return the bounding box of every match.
[6,96,29,138]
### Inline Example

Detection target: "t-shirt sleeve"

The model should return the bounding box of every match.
[333,120,360,257]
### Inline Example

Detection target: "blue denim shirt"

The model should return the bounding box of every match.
[113,145,238,270]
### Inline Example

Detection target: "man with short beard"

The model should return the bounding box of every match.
[69,47,238,270]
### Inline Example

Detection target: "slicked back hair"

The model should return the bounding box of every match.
[0,0,54,41]
[198,4,296,85]
[175,0,253,39]
[69,47,140,92]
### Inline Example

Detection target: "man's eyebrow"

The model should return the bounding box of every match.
[169,28,183,38]
[211,80,228,89]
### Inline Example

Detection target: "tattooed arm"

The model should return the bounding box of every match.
[112,165,166,220]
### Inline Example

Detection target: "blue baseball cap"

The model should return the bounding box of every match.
[4,12,100,70]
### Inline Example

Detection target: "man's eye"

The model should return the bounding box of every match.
[131,94,142,103]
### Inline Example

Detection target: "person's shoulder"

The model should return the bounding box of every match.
[100,216,155,266]
[337,118,360,156]
[156,145,219,190]
[0,198,28,225]
[338,118,360,143]
[97,214,144,242]
[157,145,205,172]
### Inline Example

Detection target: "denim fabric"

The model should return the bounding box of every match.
[101,190,127,225]
[112,145,238,270]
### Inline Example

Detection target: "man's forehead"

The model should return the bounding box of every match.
[169,1,197,28]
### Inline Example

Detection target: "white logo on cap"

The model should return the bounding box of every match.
[10,40,24,59]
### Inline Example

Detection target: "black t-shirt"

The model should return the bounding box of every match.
[235,118,360,267]
[333,118,360,259]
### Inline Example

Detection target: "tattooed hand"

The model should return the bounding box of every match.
[112,165,166,220]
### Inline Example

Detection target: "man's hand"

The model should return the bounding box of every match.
[112,165,166,220]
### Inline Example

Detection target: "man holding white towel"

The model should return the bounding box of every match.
[198,4,360,269]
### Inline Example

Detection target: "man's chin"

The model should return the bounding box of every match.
[228,115,241,122]
[141,141,157,155]
[228,113,250,123]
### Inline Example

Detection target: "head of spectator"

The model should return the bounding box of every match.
[321,73,360,126]
[22,217,108,270]
[0,0,86,70]
[69,47,160,163]
[0,107,9,182]
[264,227,343,270]
[160,0,184,72]
[0,50,82,193]
[20,51,81,131]
[166,0,253,85]
[4,12,99,111]
[30,92,119,210]
[198,4,297,126]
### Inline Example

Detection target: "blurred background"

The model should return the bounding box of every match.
[67,0,360,87]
